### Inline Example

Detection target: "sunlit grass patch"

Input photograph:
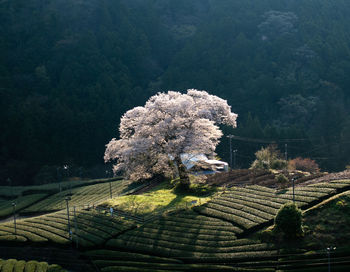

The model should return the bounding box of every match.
[102,182,212,216]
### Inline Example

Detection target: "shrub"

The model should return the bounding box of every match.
[288,157,320,173]
[274,203,303,239]
[275,173,288,184]
[251,145,287,170]
[270,159,288,170]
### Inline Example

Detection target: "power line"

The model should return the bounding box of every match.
[229,135,308,144]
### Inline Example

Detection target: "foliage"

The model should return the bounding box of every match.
[275,173,288,184]
[288,157,320,173]
[250,145,287,170]
[274,203,303,239]
[104,89,237,182]
[3,1,350,185]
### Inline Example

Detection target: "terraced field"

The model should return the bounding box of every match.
[107,210,277,262]
[21,179,133,214]
[0,194,48,218]
[0,259,65,272]
[0,177,122,199]
[0,209,134,248]
[1,175,350,271]
[195,180,350,231]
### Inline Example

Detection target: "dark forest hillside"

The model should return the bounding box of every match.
[2,0,350,185]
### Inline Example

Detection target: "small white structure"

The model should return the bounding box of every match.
[181,154,228,174]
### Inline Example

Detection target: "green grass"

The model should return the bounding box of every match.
[101,182,213,217]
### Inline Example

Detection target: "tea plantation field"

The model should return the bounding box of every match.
[0,175,350,271]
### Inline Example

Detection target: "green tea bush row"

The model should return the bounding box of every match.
[204,203,265,226]
[0,194,48,217]
[110,235,267,254]
[85,250,182,264]
[22,180,130,213]
[96,261,264,272]
[0,225,48,242]
[294,186,335,194]
[283,189,324,199]
[139,223,237,237]
[219,196,279,216]
[211,199,274,220]
[107,238,278,261]
[14,222,69,244]
[246,185,276,194]
[119,231,236,247]
[0,234,27,242]
[164,212,239,227]
[222,194,282,210]
[150,218,241,234]
[106,238,190,257]
[120,231,272,253]
[118,227,236,242]
[226,188,288,205]
[0,209,130,247]
[196,206,257,229]
[0,259,65,272]
[185,249,279,261]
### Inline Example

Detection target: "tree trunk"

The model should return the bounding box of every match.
[174,156,190,186]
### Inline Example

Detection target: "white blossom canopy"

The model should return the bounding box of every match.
[104,89,238,181]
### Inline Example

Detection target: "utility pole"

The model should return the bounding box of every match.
[327,246,336,272]
[284,143,288,161]
[57,168,62,192]
[109,182,113,199]
[12,202,16,235]
[233,150,237,169]
[65,196,71,240]
[292,178,295,204]
[73,206,78,248]
[227,135,234,169]
[7,178,13,199]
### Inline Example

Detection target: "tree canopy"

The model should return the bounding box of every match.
[104,89,237,181]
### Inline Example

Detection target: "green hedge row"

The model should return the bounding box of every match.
[0,224,47,243]
[85,249,182,264]
[219,196,279,216]
[206,202,267,224]
[149,218,242,234]
[22,180,131,213]
[98,261,274,272]
[0,259,65,272]
[0,209,133,247]
[221,193,283,210]
[119,231,237,247]
[113,232,273,254]
[211,198,274,220]
[141,221,237,236]
[0,194,48,218]
[130,227,237,241]
[196,205,258,229]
